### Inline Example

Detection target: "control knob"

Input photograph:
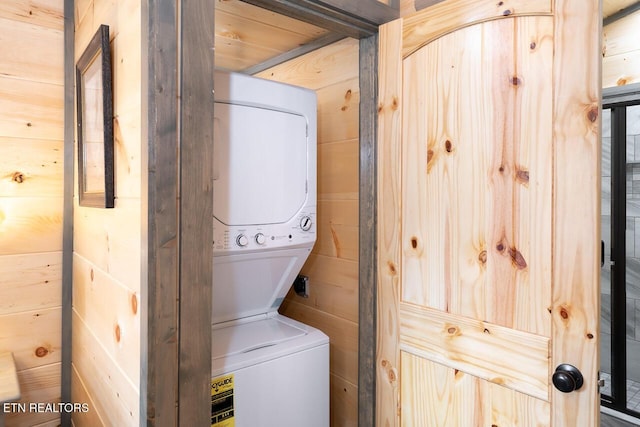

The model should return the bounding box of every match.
[300,216,313,231]
[236,234,249,247]
[255,233,266,245]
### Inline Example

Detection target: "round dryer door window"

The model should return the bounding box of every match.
[213,103,309,226]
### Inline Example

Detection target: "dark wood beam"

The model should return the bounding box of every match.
[358,33,378,427]
[178,0,215,425]
[61,0,74,425]
[604,1,640,26]
[240,0,398,38]
[144,0,180,425]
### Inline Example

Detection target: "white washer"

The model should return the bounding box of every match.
[211,70,328,427]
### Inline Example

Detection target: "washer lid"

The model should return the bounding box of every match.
[212,317,306,360]
[213,102,308,226]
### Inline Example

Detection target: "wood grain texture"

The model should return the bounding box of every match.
[71,365,105,427]
[255,38,360,90]
[402,0,552,57]
[551,0,601,425]
[0,137,64,198]
[0,198,63,255]
[0,77,63,141]
[0,0,63,30]
[399,303,550,400]
[0,307,61,371]
[4,363,61,427]
[0,352,20,402]
[602,2,640,88]
[0,17,63,85]
[290,254,358,322]
[71,312,138,427]
[603,10,640,58]
[358,33,377,427]
[0,3,64,426]
[72,1,143,425]
[603,50,640,88]
[178,0,215,425]
[331,373,357,427]
[72,254,140,383]
[379,1,599,425]
[144,0,179,423]
[0,252,62,315]
[73,199,141,291]
[317,77,360,144]
[376,18,403,427]
[318,139,360,200]
[314,200,359,261]
[401,16,553,336]
[401,353,550,426]
[216,0,328,38]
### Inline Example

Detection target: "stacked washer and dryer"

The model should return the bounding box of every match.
[210,70,329,427]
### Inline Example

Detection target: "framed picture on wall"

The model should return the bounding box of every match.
[76,24,114,208]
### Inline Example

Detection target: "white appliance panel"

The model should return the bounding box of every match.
[213,103,308,227]
[227,345,329,427]
[211,315,329,427]
[212,247,310,324]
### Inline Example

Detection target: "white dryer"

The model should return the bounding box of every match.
[211,70,329,427]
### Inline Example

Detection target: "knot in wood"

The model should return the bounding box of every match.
[35,346,49,358]
[12,172,24,183]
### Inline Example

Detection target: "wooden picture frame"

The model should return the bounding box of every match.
[76,24,114,208]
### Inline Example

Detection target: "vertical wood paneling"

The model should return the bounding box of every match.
[551,0,601,425]
[0,2,64,425]
[380,1,599,425]
[376,18,403,427]
[401,17,553,335]
[401,352,550,426]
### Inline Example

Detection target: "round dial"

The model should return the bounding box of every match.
[236,234,249,247]
[300,216,313,231]
[255,233,266,245]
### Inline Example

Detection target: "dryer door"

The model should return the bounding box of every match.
[213,103,308,226]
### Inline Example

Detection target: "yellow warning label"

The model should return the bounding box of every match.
[211,374,235,427]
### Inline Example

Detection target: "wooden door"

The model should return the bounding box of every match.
[376,0,601,425]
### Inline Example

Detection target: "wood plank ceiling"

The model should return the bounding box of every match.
[215,0,331,72]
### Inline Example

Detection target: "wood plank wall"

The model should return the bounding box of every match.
[72,1,142,426]
[603,9,640,87]
[255,37,360,427]
[0,1,64,426]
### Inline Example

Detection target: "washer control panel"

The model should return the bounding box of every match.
[213,209,316,254]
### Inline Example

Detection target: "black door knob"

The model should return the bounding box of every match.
[552,364,584,393]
